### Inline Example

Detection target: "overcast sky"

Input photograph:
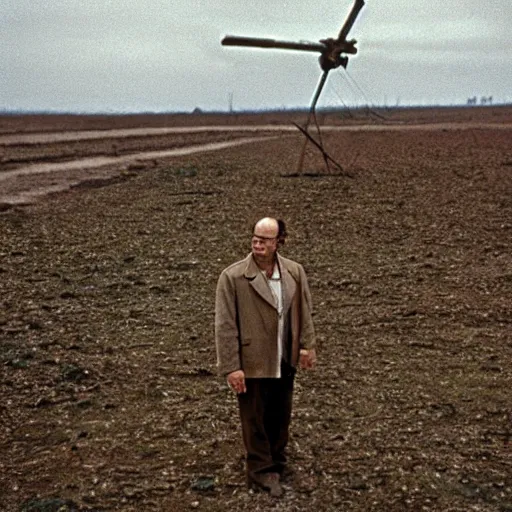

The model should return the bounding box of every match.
[2,0,511,113]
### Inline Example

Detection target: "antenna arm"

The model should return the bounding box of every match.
[221,36,325,54]
[337,0,365,42]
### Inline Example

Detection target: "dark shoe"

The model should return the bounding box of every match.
[249,472,283,497]
[263,472,283,497]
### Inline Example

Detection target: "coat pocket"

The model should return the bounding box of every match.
[241,337,252,346]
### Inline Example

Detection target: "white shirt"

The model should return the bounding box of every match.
[263,264,284,378]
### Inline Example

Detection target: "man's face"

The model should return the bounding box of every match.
[251,224,278,261]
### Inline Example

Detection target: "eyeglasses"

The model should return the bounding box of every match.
[252,235,277,243]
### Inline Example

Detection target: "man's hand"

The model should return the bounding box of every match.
[227,370,246,394]
[299,348,317,370]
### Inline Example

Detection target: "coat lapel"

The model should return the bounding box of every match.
[278,254,297,315]
[243,254,277,309]
[243,253,297,313]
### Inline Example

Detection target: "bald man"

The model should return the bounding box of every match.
[215,217,316,496]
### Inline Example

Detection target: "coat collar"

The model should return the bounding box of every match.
[243,253,296,313]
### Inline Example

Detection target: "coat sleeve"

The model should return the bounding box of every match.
[298,264,316,350]
[215,270,241,376]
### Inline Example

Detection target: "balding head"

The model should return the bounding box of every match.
[253,217,279,239]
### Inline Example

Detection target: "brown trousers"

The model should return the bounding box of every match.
[237,367,295,482]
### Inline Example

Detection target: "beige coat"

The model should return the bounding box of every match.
[215,253,316,378]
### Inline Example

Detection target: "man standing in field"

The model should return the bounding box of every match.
[215,217,317,497]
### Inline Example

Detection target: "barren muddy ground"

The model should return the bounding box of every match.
[1,107,511,512]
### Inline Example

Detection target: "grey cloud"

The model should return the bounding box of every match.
[2,0,511,112]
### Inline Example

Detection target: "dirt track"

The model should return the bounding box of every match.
[2,117,511,208]
[0,137,278,206]
[1,107,511,511]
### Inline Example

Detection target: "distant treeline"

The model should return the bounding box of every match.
[1,102,511,117]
